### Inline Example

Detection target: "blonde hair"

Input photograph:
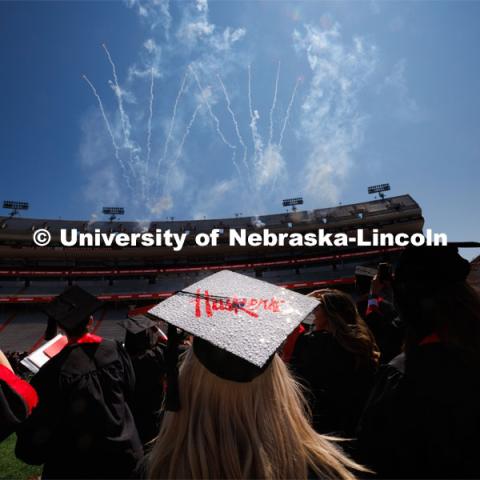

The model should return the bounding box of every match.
[309,289,380,369]
[147,348,365,479]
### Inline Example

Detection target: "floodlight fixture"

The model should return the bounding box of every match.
[3,200,29,217]
[367,183,391,199]
[102,207,125,222]
[282,197,304,211]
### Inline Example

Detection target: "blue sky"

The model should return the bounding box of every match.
[1,1,479,251]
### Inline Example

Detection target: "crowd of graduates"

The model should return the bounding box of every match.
[1,244,480,479]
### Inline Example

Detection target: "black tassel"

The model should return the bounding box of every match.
[165,324,181,411]
[44,315,58,341]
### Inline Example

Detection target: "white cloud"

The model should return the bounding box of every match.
[213,27,246,51]
[382,59,425,123]
[191,178,238,219]
[128,38,163,80]
[254,143,286,189]
[149,194,173,214]
[176,0,215,47]
[176,0,245,52]
[225,27,245,45]
[80,0,249,220]
[293,22,376,203]
[79,1,434,224]
[181,20,215,44]
[144,38,157,53]
[126,0,172,37]
[196,0,208,13]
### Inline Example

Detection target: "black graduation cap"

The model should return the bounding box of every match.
[392,243,479,334]
[118,317,158,354]
[394,243,476,291]
[148,270,319,410]
[450,241,480,249]
[44,286,103,332]
[119,317,157,335]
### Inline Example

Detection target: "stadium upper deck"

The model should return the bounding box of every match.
[0,194,423,267]
[0,194,424,350]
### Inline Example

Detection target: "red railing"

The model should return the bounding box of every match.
[0,277,356,304]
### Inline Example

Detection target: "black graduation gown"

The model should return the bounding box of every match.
[15,339,143,479]
[128,345,165,445]
[0,366,36,442]
[357,297,404,364]
[356,344,480,479]
[290,331,376,437]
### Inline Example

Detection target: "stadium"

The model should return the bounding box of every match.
[0,193,423,353]
[3,1,480,476]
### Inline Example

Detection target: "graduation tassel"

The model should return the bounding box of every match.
[165,324,181,411]
[44,315,58,341]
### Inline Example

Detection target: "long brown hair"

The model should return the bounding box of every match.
[147,349,366,479]
[309,289,380,369]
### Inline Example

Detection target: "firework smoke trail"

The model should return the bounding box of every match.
[163,103,202,190]
[189,65,241,181]
[269,61,280,146]
[102,44,130,147]
[155,71,189,190]
[189,65,237,150]
[247,65,254,129]
[247,64,255,154]
[82,74,132,190]
[82,75,119,154]
[217,74,250,182]
[102,43,142,195]
[279,77,301,148]
[269,77,301,194]
[247,64,263,168]
[146,67,155,195]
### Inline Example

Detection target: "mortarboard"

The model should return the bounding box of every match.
[44,286,103,332]
[118,317,159,354]
[394,244,475,292]
[119,317,157,335]
[392,243,479,333]
[148,270,319,410]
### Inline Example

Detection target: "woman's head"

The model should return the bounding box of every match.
[147,347,363,479]
[308,289,380,368]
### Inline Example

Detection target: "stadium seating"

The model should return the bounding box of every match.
[0,311,48,352]
[0,194,425,352]
[93,306,129,342]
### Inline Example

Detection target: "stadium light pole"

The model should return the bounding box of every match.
[367,184,391,200]
[102,207,125,222]
[3,200,29,217]
[282,197,304,212]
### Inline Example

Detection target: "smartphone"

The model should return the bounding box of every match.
[378,262,392,283]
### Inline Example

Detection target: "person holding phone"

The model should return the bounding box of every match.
[0,348,38,442]
[359,263,404,363]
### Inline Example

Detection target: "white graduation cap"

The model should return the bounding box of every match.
[148,270,319,375]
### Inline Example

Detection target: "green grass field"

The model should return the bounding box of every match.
[0,435,41,480]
